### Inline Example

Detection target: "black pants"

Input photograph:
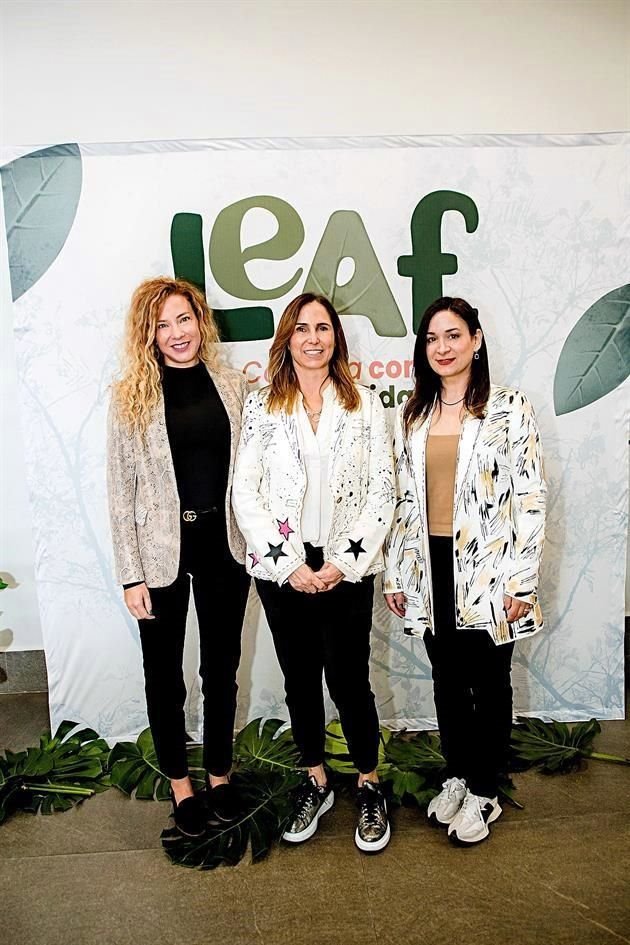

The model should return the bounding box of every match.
[256,545,380,774]
[138,513,250,779]
[425,536,514,798]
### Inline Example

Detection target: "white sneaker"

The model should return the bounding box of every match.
[427,777,467,826]
[448,790,502,845]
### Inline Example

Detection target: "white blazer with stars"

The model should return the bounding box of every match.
[232,385,395,585]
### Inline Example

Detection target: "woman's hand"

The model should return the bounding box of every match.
[315,562,345,591]
[385,592,406,618]
[287,564,328,594]
[503,594,532,623]
[124,582,155,620]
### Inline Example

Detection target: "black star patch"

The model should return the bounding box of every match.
[265,542,288,565]
[344,538,366,561]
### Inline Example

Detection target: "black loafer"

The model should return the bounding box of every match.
[207,782,241,824]
[171,792,206,838]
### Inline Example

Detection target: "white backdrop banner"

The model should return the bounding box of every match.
[1,134,628,741]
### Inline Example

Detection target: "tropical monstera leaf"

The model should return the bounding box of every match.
[1,143,82,301]
[108,728,205,800]
[384,730,446,773]
[554,284,630,415]
[324,719,392,776]
[161,769,299,869]
[233,717,300,773]
[511,717,604,773]
[0,719,110,824]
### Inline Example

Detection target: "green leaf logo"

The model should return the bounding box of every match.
[554,284,630,416]
[1,143,82,301]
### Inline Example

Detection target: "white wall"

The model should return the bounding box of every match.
[1,0,629,649]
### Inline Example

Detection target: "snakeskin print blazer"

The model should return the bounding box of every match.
[383,386,546,645]
[107,365,247,587]
[232,385,395,585]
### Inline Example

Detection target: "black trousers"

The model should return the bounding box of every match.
[256,545,380,774]
[138,513,250,779]
[425,536,514,798]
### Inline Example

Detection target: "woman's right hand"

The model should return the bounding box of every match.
[124,582,155,620]
[384,592,406,618]
[287,564,328,594]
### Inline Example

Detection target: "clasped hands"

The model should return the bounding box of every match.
[287,562,344,594]
[384,592,533,623]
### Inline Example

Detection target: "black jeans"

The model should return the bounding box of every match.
[138,512,250,779]
[256,544,380,773]
[425,536,514,797]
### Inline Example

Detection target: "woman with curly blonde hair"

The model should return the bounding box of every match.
[107,276,250,838]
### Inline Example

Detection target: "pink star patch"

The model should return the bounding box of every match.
[248,551,261,568]
[277,517,295,540]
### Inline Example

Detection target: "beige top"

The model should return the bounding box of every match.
[426,434,459,536]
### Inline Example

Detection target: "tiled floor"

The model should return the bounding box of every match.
[1,692,629,945]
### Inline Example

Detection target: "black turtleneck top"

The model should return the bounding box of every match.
[123,362,231,589]
[161,362,231,511]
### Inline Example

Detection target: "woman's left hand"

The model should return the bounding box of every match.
[503,594,533,623]
[316,562,345,591]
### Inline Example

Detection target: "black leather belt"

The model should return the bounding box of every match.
[182,507,219,523]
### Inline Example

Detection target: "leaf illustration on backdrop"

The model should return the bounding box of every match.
[0,143,82,301]
[553,284,630,416]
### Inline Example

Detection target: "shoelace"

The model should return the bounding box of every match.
[457,792,482,826]
[358,786,383,828]
[292,778,322,820]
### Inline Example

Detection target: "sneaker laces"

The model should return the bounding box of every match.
[457,791,482,827]
[291,776,325,826]
[358,782,384,830]
[443,777,466,798]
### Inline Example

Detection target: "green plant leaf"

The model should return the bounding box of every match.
[384,730,446,772]
[0,719,109,822]
[161,769,299,870]
[108,728,171,800]
[0,143,83,301]
[233,718,300,773]
[510,717,602,773]
[324,720,392,776]
[554,284,630,416]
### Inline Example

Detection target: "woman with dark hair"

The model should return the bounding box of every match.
[107,277,250,838]
[384,297,546,845]
[232,292,395,853]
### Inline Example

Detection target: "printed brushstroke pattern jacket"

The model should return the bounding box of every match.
[232,386,395,585]
[107,365,247,587]
[383,386,546,644]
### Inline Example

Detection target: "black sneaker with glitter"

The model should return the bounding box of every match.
[355,781,391,853]
[282,774,335,844]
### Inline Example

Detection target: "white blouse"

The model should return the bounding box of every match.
[296,383,336,547]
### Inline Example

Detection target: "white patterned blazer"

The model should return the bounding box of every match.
[107,364,247,587]
[383,386,546,645]
[232,385,395,585]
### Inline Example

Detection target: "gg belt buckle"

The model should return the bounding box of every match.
[183,510,197,523]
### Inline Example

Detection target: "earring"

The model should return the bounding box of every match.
[474,351,480,360]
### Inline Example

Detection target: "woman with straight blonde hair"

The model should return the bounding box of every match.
[107,276,250,838]
[233,292,395,853]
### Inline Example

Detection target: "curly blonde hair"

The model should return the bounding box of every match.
[112,277,221,435]
[266,293,360,414]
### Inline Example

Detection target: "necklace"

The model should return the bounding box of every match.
[440,396,465,406]
[305,407,322,421]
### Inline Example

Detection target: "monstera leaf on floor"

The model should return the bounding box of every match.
[233,717,300,773]
[109,728,206,800]
[0,720,110,824]
[324,718,392,777]
[1,143,82,301]
[554,284,630,415]
[161,769,300,870]
[511,717,630,773]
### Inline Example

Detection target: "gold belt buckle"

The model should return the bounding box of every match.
[183,510,197,523]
